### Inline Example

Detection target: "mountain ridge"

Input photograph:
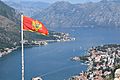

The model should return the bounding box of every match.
[33,0,120,28]
[4,1,50,16]
[0,0,20,23]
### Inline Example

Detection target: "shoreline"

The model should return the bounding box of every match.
[70,44,120,80]
[0,37,75,58]
[0,46,19,57]
[0,31,75,58]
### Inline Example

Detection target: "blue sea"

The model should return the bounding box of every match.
[0,27,120,80]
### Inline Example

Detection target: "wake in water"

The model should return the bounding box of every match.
[35,63,86,78]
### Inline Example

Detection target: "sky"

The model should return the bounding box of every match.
[2,0,102,4]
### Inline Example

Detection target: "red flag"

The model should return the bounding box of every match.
[23,16,48,35]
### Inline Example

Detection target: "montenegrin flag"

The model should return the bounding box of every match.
[23,16,48,35]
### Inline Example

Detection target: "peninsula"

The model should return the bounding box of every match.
[70,44,120,80]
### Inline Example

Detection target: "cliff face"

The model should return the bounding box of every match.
[33,0,120,28]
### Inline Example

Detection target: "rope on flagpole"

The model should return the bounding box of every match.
[21,14,24,80]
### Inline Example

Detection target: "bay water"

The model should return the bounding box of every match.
[0,27,120,80]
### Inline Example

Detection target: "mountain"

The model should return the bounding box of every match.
[0,1,71,49]
[0,0,20,23]
[0,15,20,49]
[33,0,120,28]
[4,1,50,16]
[0,1,44,49]
[0,0,21,49]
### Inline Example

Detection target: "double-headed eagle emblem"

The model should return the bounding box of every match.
[32,20,42,31]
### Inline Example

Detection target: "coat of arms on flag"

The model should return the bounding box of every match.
[23,16,48,35]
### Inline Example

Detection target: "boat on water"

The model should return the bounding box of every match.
[32,77,43,80]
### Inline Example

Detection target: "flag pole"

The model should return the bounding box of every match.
[21,15,24,80]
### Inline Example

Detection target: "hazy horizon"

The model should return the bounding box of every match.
[1,0,101,4]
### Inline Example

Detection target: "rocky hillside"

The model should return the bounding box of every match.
[33,0,120,28]
[0,1,20,49]
[0,15,20,49]
[0,0,20,23]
